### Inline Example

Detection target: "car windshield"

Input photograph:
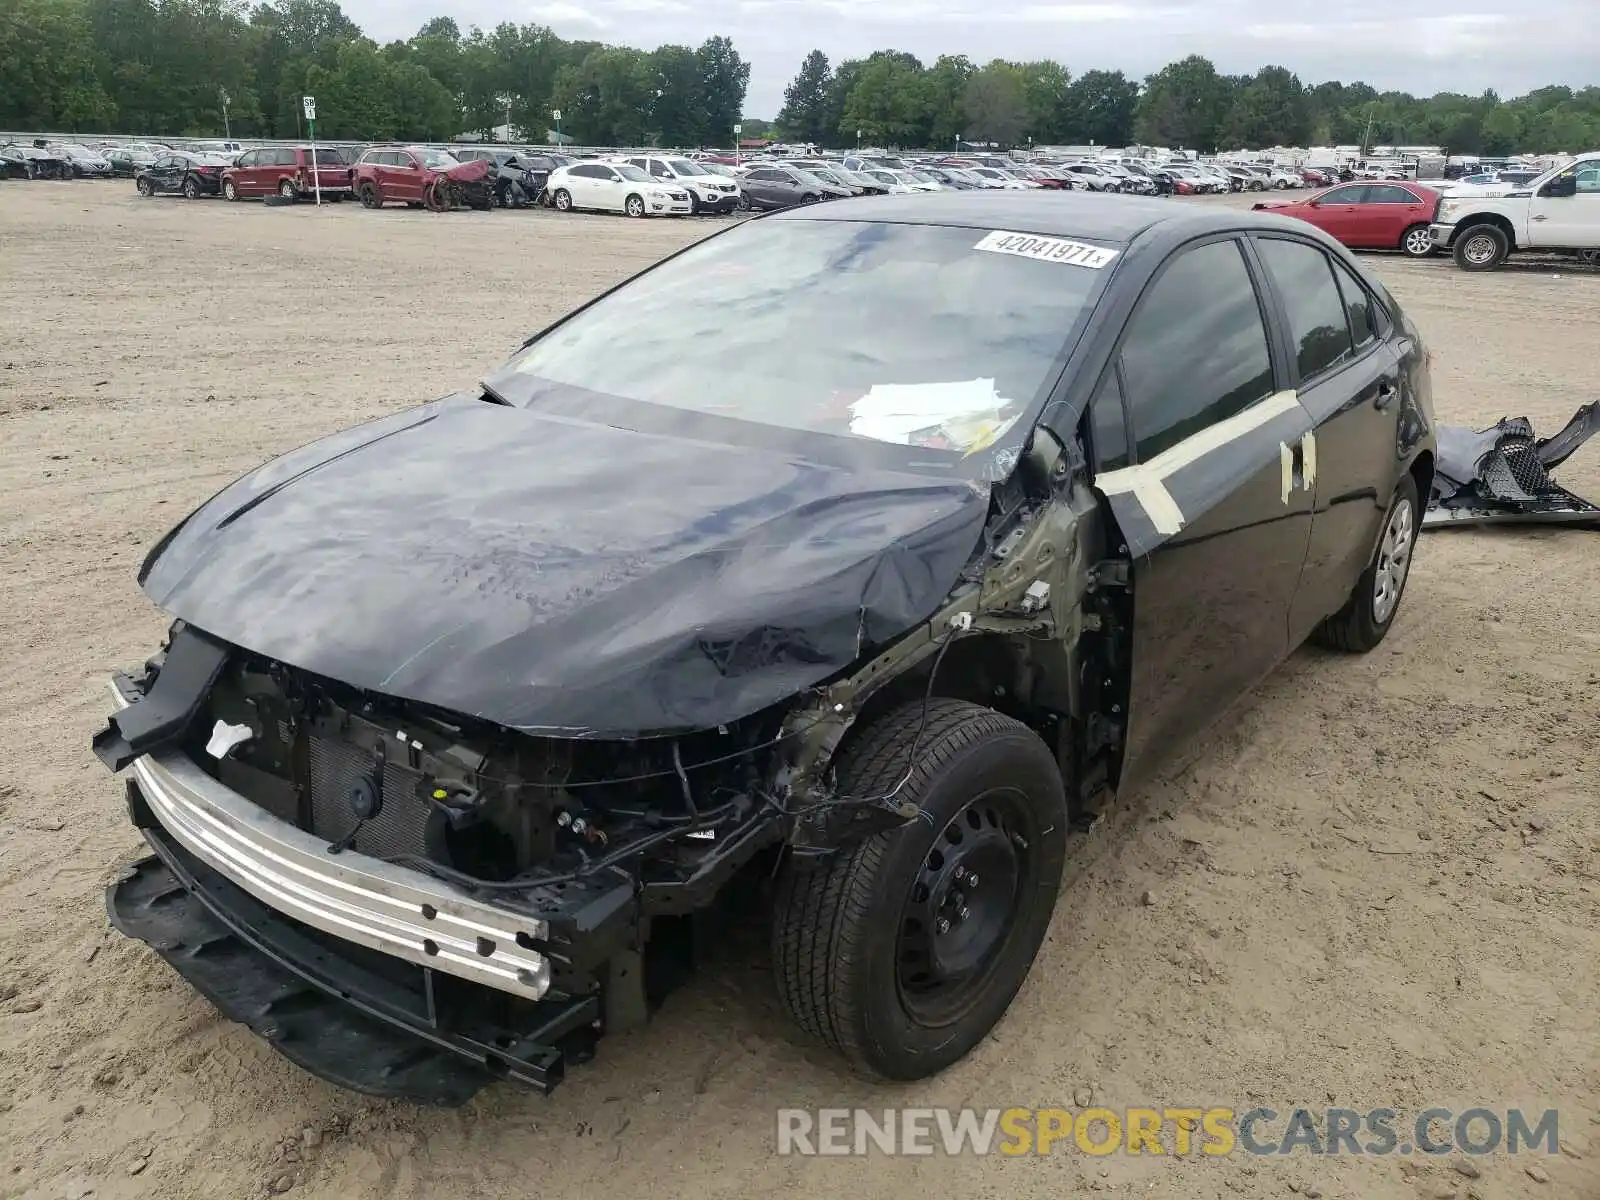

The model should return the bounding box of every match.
[614,163,651,182]
[419,149,456,168]
[702,163,735,176]
[667,158,705,175]
[487,219,1114,477]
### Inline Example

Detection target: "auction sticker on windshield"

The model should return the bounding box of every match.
[974,230,1120,269]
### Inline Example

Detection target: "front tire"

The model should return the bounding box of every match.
[278,180,298,201]
[553,187,572,212]
[223,179,239,201]
[625,193,646,218]
[136,176,153,197]
[772,698,1068,1081]
[1453,224,1509,271]
[1313,474,1420,653]
[1400,224,1434,258]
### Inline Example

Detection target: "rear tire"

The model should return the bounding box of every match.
[1452,224,1509,271]
[772,698,1068,1081]
[1400,224,1435,258]
[182,176,199,199]
[359,183,380,208]
[1312,474,1420,653]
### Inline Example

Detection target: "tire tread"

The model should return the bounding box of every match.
[772,699,1041,1071]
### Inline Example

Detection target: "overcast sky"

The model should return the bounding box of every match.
[345,0,1598,118]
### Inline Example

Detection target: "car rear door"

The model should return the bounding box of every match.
[1090,235,1316,795]
[1250,236,1406,644]
[1357,184,1432,248]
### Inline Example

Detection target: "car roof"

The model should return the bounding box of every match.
[768,191,1254,245]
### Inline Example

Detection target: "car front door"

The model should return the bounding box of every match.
[1526,163,1600,247]
[1307,184,1368,243]
[1091,235,1316,795]
[395,152,428,202]
[596,166,631,211]
[229,150,256,194]
[1251,236,1406,644]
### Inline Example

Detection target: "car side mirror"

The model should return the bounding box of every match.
[1541,176,1577,199]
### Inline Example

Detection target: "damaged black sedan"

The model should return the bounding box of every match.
[96,194,1436,1104]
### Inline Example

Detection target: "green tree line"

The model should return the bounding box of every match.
[2,0,1594,155]
[0,0,750,145]
[778,50,1600,156]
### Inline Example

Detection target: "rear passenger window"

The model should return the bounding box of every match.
[1118,239,1276,462]
[1256,239,1355,380]
[1329,258,1377,348]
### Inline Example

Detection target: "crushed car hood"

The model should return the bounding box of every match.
[139,395,989,735]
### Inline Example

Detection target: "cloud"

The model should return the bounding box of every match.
[342,0,1599,117]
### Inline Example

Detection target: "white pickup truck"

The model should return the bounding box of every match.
[1430,151,1600,269]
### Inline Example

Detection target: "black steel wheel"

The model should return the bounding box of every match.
[772,698,1067,1080]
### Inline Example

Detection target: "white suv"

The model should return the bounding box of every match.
[547,162,691,218]
[622,155,741,214]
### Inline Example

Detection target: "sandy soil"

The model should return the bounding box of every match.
[1,182,1597,1200]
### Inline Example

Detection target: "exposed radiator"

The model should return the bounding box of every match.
[307,735,438,860]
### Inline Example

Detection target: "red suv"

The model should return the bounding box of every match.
[351,145,485,208]
[222,147,352,202]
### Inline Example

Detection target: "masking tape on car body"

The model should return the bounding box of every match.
[1095,390,1302,536]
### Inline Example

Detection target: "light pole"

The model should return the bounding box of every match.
[856,128,862,151]
[220,88,231,139]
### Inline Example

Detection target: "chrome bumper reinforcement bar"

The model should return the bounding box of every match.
[110,682,551,999]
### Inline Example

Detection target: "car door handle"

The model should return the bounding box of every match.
[1531,214,1548,221]
[1374,380,1398,411]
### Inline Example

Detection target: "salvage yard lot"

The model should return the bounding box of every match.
[1,184,1598,1200]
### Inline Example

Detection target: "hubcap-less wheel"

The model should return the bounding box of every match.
[279,180,296,200]
[1462,233,1498,266]
[1372,497,1414,624]
[896,791,1027,1022]
[1402,227,1434,257]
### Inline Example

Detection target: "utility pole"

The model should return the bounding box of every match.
[220,88,231,139]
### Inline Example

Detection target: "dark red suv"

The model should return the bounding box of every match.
[222,147,352,202]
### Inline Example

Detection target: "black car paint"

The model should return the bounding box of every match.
[138,395,990,736]
[138,153,226,196]
[138,190,1432,802]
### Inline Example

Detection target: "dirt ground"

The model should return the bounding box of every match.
[1,182,1597,1200]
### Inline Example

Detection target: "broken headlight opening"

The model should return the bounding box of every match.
[1425,400,1600,529]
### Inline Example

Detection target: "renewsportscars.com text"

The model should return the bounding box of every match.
[775,1106,1561,1157]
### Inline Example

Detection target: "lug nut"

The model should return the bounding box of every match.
[959,906,971,922]
[966,874,978,887]
[937,918,951,934]
[953,867,966,882]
